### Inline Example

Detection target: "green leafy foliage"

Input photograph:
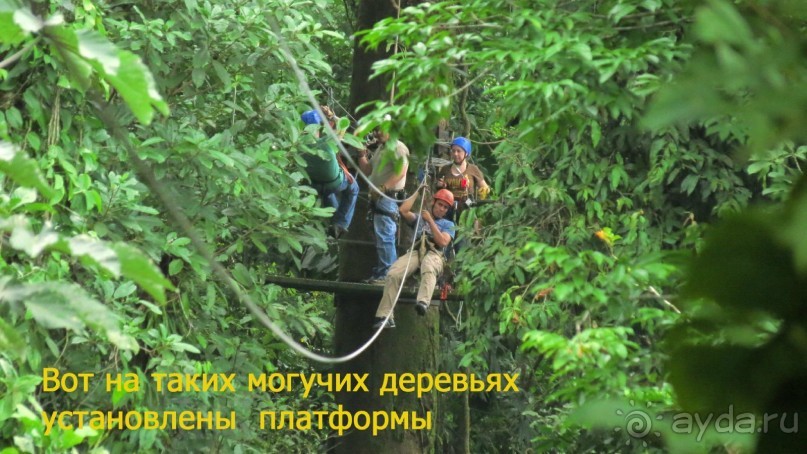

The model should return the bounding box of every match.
[0,0,347,451]
[642,1,807,451]
[0,0,803,451]
[361,0,803,451]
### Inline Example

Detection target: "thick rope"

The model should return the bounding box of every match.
[94,86,437,363]
[269,18,405,206]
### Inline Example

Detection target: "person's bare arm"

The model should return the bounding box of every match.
[357,149,373,176]
[421,210,451,248]
[399,185,425,224]
[384,160,408,188]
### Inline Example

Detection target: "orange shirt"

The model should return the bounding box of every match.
[436,163,486,201]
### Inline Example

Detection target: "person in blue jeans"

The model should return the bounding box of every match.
[300,109,359,238]
[357,122,410,282]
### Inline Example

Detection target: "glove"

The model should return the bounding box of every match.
[320,105,335,121]
[478,186,491,200]
[364,133,379,148]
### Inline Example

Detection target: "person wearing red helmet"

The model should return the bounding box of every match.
[372,187,456,329]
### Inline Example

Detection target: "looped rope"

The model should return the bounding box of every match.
[270,18,406,207]
[170,16,424,363]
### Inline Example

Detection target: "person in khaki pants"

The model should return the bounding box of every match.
[372,188,456,329]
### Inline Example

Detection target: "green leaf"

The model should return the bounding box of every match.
[43,25,168,124]
[0,1,42,45]
[0,318,25,359]
[68,234,121,276]
[608,3,637,23]
[695,0,753,48]
[609,166,621,190]
[111,243,175,304]
[590,121,601,147]
[0,281,138,350]
[44,24,93,90]
[168,259,184,276]
[98,49,169,124]
[232,263,253,288]
[0,142,56,198]
[171,342,200,354]
[686,212,802,317]
[341,133,364,150]
[668,342,799,413]
[780,177,807,274]
[75,28,120,75]
[7,220,58,257]
[212,60,231,87]
[192,68,206,88]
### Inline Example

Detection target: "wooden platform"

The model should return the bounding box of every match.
[264,275,463,302]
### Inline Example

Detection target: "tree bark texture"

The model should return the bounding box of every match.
[336,0,439,451]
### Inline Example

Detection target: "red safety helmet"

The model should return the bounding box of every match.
[433,189,455,207]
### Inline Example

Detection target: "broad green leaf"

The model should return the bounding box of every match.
[590,121,601,147]
[0,1,42,44]
[232,263,253,288]
[668,341,802,414]
[779,176,807,274]
[608,3,636,23]
[111,243,175,304]
[168,259,184,276]
[171,342,200,354]
[695,0,753,48]
[102,50,169,124]
[686,212,802,317]
[0,142,56,198]
[68,234,121,276]
[0,318,25,359]
[43,25,168,124]
[212,60,231,86]
[8,221,58,257]
[341,133,364,150]
[75,28,120,74]
[44,24,93,90]
[0,281,138,351]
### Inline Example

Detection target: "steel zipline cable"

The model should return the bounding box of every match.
[94,89,436,363]
[89,12,439,364]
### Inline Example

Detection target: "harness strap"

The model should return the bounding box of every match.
[311,168,343,187]
[372,205,400,221]
[335,153,354,185]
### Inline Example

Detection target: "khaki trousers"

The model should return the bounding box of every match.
[374,250,445,318]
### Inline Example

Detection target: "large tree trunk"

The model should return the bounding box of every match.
[348,0,395,117]
[334,0,439,452]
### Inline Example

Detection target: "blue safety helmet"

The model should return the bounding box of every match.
[451,137,472,156]
[301,110,322,125]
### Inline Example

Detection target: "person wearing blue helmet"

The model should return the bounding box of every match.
[299,108,359,239]
[436,136,490,216]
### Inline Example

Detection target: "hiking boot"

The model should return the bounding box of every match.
[332,225,348,240]
[372,317,395,330]
[415,301,429,316]
[364,275,386,285]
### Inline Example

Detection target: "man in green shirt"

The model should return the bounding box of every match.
[300,109,359,239]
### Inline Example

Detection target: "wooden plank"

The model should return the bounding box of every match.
[264,275,463,301]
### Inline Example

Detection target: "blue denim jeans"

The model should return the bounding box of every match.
[324,175,359,230]
[372,197,399,277]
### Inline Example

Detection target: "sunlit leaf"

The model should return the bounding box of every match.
[0,142,56,198]
[0,318,25,359]
[0,1,41,44]
[111,243,175,304]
